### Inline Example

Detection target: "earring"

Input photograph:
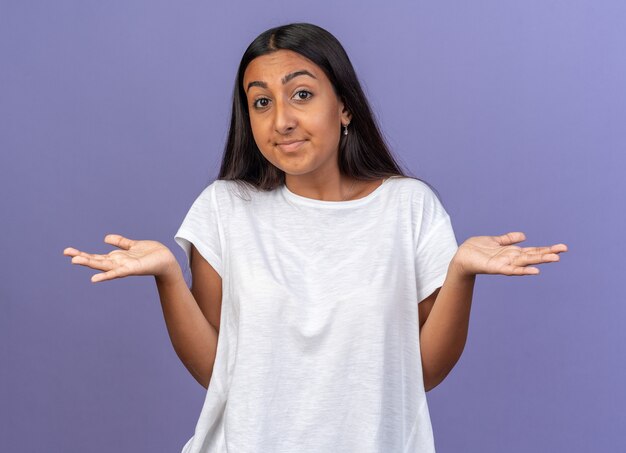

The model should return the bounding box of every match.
[343,122,350,136]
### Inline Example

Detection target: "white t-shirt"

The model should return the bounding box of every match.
[174,175,458,453]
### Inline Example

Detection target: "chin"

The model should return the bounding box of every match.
[278,166,314,177]
[270,155,317,176]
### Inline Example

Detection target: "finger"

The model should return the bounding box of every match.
[64,248,109,262]
[502,264,540,276]
[521,244,568,254]
[104,234,135,250]
[77,249,107,259]
[64,247,93,257]
[497,232,526,246]
[520,246,553,254]
[71,255,115,271]
[63,247,78,256]
[91,267,125,283]
[516,252,560,265]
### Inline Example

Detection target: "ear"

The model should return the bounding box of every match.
[339,99,352,125]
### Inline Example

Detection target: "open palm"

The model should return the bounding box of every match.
[452,231,568,277]
[63,234,177,283]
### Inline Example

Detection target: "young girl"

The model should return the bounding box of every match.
[64,22,567,453]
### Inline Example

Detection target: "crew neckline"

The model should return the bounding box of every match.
[281,176,398,208]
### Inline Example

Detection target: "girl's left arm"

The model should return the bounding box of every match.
[420,231,568,392]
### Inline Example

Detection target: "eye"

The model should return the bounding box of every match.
[294,90,313,101]
[252,97,270,110]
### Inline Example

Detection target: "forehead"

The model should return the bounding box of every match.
[243,50,325,87]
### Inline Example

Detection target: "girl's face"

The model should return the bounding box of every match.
[243,50,351,180]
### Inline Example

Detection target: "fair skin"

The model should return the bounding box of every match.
[63,50,569,392]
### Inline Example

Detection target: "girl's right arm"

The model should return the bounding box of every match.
[64,234,217,389]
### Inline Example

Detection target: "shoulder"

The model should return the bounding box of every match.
[212,179,266,201]
[390,177,453,224]
[210,179,280,213]
[198,179,249,201]
[388,176,440,203]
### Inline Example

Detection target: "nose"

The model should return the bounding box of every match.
[273,97,297,135]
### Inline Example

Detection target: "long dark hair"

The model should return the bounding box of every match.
[216,22,443,203]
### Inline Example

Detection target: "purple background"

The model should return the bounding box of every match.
[1,1,624,452]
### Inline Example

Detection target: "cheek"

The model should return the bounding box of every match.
[309,108,340,141]
[249,119,270,147]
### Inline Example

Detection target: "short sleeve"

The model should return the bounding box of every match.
[414,187,459,303]
[174,182,224,278]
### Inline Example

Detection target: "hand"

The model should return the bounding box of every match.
[63,234,180,283]
[451,231,568,277]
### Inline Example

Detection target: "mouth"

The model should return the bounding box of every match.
[276,140,306,152]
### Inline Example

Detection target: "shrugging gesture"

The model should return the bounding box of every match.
[420,232,568,391]
[451,231,568,277]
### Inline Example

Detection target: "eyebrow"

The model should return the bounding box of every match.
[246,70,317,92]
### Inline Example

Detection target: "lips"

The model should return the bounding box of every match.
[276,140,306,152]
